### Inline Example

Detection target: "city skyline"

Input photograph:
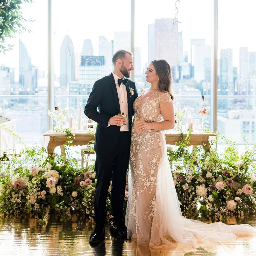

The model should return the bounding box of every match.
[0,0,256,144]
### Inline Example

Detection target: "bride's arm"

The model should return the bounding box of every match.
[150,100,175,131]
[137,94,175,132]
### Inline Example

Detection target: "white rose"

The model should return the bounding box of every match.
[49,187,56,194]
[72,191,78,198]
[196,185,207,197]
[227,200,237,211]
[41,190,46,196]
[206,172,212,178]
[29,196,36,204]
[236,189,242,195]
[56,113,65,122]
[208,195,214,202]
[44,170,59,181]
[182,184,189,190]
[57,186,63,196]
[235,197,241,201]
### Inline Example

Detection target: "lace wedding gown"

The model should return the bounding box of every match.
[126,89,255,248]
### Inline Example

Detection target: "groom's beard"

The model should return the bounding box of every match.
[120,65,130,78]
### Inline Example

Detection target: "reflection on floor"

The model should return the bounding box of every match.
[0,217,256,256]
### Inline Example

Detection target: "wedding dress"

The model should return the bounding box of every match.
[126,89,255,248]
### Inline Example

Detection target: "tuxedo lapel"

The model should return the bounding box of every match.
[110,73,120,112]
[125,81,132,117]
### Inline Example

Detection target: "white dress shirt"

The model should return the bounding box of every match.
[113,72,129,131]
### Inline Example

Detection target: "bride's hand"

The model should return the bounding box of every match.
[136,122,151,133]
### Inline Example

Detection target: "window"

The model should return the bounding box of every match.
[52,0,131,130]
[0,0,48,143]
[135,0,212,130]
[1,1,255,146]
[218,0,256,144]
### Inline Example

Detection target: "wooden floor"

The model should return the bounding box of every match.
[0,217,256,256]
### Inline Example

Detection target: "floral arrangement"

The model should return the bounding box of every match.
[0,146,100,224]
[48,108,75,146]
[0,128,256,225]
[199,96,207,116]
[199,106,207,115]
[168,131,256,221]
[48,107,67,132]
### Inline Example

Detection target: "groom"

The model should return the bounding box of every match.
[84,50,138,246]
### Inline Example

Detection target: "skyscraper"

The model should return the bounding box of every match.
[154,18,179,68]
[249,52,256,73]
[178,32,184,64]
[239,47,249,95]
[19,39,35,94]
[190,39,205,65]
[81,39,93,56]
[148,24,155,63]
[191,39,211,83]
[220,49,233,95]
[134,47,142,78]
[99,36,113,75]
[0,66,11,95]
[60,35,75,89]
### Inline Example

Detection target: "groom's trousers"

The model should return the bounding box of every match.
[94,131,130,228]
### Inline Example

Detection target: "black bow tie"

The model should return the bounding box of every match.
[118,78,128,86]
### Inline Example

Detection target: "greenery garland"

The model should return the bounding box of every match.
[63,128,75,147]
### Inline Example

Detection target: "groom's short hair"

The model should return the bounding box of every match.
[112,50,132,65]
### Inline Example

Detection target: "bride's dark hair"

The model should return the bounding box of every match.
[152,60,174,100]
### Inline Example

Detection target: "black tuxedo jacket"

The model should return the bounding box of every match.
[84,73,138,155]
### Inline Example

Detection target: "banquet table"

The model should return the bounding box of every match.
[43,130,216,155]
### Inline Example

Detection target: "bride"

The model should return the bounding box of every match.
[125,59,255,248]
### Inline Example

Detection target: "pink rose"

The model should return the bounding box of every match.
[74,176,82,186]
[13,179,25,190]
[227,178,233,187]
[215,181,224,190]
[46,177,57,188]
[84,178,92,186]
[242,184,253,195]
[84,171,90,180]
[30,166,39,176]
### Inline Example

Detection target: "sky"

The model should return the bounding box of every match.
[0,0,256,77]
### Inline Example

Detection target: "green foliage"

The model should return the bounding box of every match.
[0,146,97,223]
[0,0,33,53]
[63,128,75,146]
[169,132,256,221]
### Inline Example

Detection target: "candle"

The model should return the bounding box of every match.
[78,102,82,129]
[69,116,73,129]
[194,119,199,131]
[83,124,87,131]
[188,121,193,131]
[176,102,180,128]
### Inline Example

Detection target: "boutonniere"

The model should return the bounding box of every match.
[129,87,134,97]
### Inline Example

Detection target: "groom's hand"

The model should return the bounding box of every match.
[108,115,126,126]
